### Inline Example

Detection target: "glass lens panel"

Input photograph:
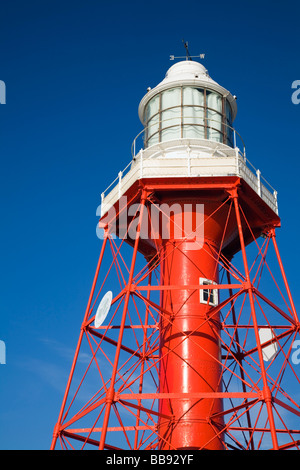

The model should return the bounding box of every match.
[225,100,233,147]
[206,91,222,113]
[183,87,204,106]
[161,88,181,110]
[147,114,159,138]
[161,105,181,141]
[207,108,222,130]
[161,107,181,128]
[226,119,234,147]
[182,104,204,139]
[207,109,222,142]
[145,95,159,122]
[148,133,160,146]
[206,91,223,142]
[183,106,204,125]
[161,126,180,142]
[226,100,232,123]
[183,125,205,139]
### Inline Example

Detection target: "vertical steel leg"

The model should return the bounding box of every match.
[51,230,109,450]
[232,191,279,450]
[99,190,148,449]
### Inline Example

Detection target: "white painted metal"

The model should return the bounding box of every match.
[94,291,113,328]
[100,138,278,217]
[259,327,278,362]
[138,60,237,124]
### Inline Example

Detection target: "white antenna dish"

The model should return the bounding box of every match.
[259,327,278,362]
[94,291,113,328]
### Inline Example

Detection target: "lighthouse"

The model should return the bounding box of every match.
[51,57,299,451]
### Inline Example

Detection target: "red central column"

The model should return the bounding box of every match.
[157,198,227,450]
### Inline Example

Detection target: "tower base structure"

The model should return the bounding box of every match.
[51,176,300,451]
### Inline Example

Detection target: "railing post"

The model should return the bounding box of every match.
[101,192,104,217]
[256,169,261,196]
[187,146,191,177]
[235,147,239,176]
[273,190,278,214]
[140,149,143,178]
[118,171,123,198]
[233,129,237,148]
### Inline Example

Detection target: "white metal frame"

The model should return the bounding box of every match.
[100,138,278,218]
[199,277,218,307]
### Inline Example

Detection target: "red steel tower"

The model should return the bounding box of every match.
[51,59,300,450]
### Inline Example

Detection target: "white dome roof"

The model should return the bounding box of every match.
[163,60,212,83]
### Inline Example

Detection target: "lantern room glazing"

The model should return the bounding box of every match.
[143,85,234,148]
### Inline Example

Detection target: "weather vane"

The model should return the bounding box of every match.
[170,40,205,61]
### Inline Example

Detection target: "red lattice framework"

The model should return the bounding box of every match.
[51,178,300,450]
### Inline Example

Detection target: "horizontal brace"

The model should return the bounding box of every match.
[116,392,259,401]
[135,284,243,291]
[93,324,157,330]
[224,325,291,329]
[143,182,239,191]
[229,426,300,434]
[66,425,155,433]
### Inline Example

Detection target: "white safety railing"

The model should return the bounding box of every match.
[101,125,278,216]
[131,118,246,160]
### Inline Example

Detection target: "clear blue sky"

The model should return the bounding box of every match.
[1,0,300,450]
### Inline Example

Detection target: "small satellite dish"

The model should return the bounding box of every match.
[259,327,278,362]
[94,291,113,328]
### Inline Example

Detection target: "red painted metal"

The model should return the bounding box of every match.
[51,177,300,450]
[157,197,231,450]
